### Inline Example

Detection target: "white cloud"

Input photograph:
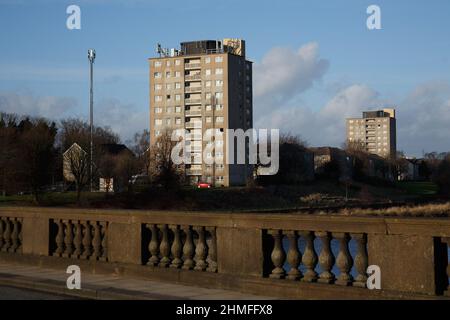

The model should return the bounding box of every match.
[253,42,450,156]
[96,98,148,142]
[0,90,77,118]
[0,91,148,143]
[253,42,329,114]
[255,84,380,147]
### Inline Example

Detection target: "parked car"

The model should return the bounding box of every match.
[197,182,211,189]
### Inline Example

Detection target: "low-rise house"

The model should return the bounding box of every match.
[310,147,353,181]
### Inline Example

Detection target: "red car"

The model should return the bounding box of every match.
[197,182,212,189]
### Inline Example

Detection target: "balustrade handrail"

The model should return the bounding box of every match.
[2,206,450,236]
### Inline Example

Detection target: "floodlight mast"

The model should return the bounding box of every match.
[88,49,96,192]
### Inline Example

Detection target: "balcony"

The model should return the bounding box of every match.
[187,145,202,153]
[184,63,201,69]
[185,98,202,105]
[185,74,201,81]
[186,169,203,175]
[185,121,202,129]
[185,86,202,93]
[185,109,202,117]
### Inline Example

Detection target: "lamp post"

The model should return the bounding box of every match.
[88,48,96,192]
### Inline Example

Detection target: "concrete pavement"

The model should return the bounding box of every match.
[0,262,275,300]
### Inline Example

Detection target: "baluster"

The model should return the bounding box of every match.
[158,224,171,267]
[285,230,301,280]
[335,232,354,286]
[316,231,335,284]
[206,227,218,273]
[8,219,19,253]
[169,225,182,268]
[352,233,368,287]
[194,226,208,271]
[52,219,64,257]
[182,226,195,270]
[62,220,74,258]
[72,221,83,258]
[268,229,286,279]
[81,221,92,259]
[91,222,102,260]
[100,222,108,261]
[146,224,160,266]
[447,242,450,294]
[300,231,318,282]
[2,218,11,252]
[0,218,4,249]
[17,219,23,253]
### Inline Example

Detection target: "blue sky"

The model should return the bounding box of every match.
[1,0,450,156]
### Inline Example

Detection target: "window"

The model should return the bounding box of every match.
[205,81,211,87]
[155,130,161,136]
[166,118,171,125]
[215,104,223,111]
[165,71,171,78]
[206,105,212,111]
[175,118,181,125]
[154,61,162,67]
[166,106,173,113]
[175,59,181,66]
[154,72,162,78]
[166,94,171,101]
[155,107,163,113]
[216,116,224,123]
[215,80,223,87]
[205,93,212,100]
[215,56,223,63]
[166,61,170,67]
[216,176,224,181]
[155,119,162,126]
[215,92,223,99]
[154,84,162,91]
[205,69,211,76]
[175,106,181,113]
[175,94,181,101]
[175,71,181,78]
[216,164,224,170]
[166,83,172,90]
[205,57,211,64]
[175,82,181,89]
[155,95,162,102]
[206,117,212,123]
[215,68,223,75]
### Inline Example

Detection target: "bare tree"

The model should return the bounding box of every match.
[149,130,184,189]
[63,143,89,203]
[0,113,20,196]
[114,152,139,193]
[19,118,57,203]
[58,118,120,190]
[132,129,150,175]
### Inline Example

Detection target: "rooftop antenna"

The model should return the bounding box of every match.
[156,43,169,57]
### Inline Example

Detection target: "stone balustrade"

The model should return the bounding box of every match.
[50,219,108,261]
[0,216,23,254]
[142,224,217,272]
[0,207,449,299]
[266,230,368,287]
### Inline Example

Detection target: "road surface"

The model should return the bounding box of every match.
[0,286,74,300]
